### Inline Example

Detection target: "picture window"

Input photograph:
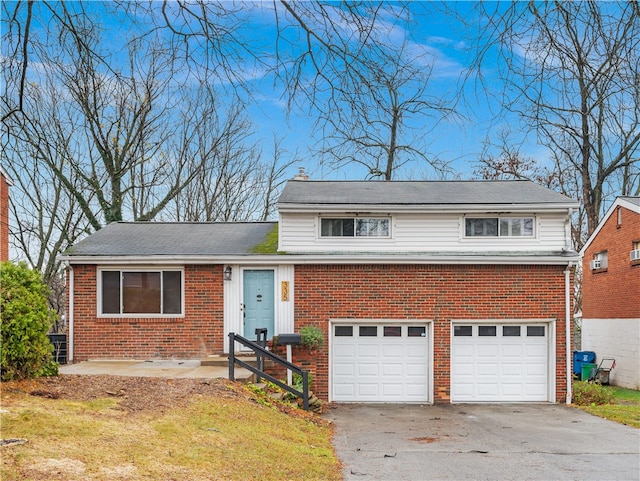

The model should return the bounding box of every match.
[100,269,182,316]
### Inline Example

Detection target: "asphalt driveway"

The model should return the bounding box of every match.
[323,404,640,481]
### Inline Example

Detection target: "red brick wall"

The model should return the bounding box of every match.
[0,173,10,262]
[582,206,640,319]
[291,264,570,404]
[70,264,225,360]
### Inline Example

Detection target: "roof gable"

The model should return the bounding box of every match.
[579,196,640,255]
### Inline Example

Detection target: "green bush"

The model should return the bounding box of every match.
[300,325,324,350]
[572,381,614,406]
[1,261,59,381]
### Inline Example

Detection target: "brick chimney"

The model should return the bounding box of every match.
[0,166,13,262]
[293,167,309,181]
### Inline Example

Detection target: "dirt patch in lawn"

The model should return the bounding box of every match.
[3,375,244,414]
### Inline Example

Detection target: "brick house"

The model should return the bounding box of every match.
[0,165,13,262]
[579,196,640,389]
[60,180,579,404]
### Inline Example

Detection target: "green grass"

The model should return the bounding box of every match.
[1,384,341,480]
[573,382,640,428]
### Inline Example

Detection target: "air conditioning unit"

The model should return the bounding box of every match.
[590,259,601,270]
[631,249,640,261]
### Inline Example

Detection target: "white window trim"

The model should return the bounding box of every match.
[97,266,185,318]
[462,215,537,239]
[590,251,608,270]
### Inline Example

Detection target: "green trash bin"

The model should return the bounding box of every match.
[582,362,597,381]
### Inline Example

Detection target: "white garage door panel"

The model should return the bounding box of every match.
[452,323,549,402]
[331,323,429,402]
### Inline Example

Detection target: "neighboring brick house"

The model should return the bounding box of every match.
[580,196,640,389]
[0,165,13,262]
[60,180,579,404]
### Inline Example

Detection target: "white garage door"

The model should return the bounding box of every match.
[451,323,549,402]
[331,323,429,402]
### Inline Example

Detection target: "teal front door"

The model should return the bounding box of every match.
[243,270,275,339]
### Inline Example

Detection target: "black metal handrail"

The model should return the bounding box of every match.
[228,332,310,410]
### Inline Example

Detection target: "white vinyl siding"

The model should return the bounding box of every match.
[279,212,568,253]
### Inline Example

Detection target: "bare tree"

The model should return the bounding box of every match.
[468,1,640,237]
[316,37,457,180]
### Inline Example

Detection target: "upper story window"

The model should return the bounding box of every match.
[590,251,608,271]
[100,269,183,316]
[320,217,390,237]
[465,217,534,237]
[631,241,640,263]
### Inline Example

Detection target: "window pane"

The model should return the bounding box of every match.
[102,271,121,314]
[359,326,377,337]
[527,326,545,337]
[335,326,353,337]
[500,218,534,237]
[503,325,521,337]
[408,326,426,337]
[478,325,496,336]
[500,218,520,236]
[454,325,472,336]
[384,326,401,337]
[123,272,161,314]
[465,218,498,237]
[356,218,390,237]
[163,271,182,314]
[321,219,354,236]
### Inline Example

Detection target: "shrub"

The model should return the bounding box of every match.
[572,381,614,406]
[300,325,324,350]
[1,261,59,381]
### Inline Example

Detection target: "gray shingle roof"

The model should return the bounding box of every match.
[278,180,577,206]
[64,222,276,257]
[620,196,640,207]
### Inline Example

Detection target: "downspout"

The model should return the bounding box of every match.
[564,207,574,404]
[64,261,74,364]
[565,262,573,404]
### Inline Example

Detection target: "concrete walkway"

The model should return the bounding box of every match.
[59,359,253,381]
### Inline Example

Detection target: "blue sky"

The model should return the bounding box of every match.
[8,1,548,181]
[233,2,546,181]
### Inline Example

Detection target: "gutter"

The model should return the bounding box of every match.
[63,261,74,364]
[58,253,581,266]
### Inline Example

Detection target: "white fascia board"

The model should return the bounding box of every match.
[60,253,580,266]
[579,197,640,256]
[278,203,579,214]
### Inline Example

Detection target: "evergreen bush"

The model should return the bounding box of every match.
[1,261,59,380]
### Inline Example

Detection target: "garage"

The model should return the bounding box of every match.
[331,322,430,402]
[451,322,550,402]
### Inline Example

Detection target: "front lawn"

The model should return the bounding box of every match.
[573,382,640,428]
[1,375,341,481]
